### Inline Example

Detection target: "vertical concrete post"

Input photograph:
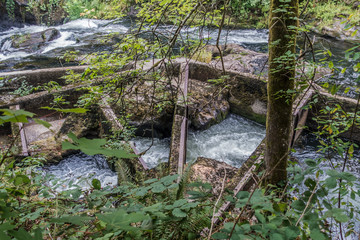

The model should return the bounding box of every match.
[169,63,189,175]
[10,105,29,156]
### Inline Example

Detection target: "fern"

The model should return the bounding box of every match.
[6,0,15,20]
[114,158,132,183]
[176,161,194,200]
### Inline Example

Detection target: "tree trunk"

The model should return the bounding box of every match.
[265,0,299,185]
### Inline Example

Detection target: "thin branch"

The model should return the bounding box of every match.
[208,167,227,239]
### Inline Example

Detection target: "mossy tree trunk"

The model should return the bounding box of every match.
[265,0,298,185]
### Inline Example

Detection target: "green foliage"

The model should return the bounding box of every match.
[0,108,34,124]
[62,132,137,158]
[63,0,128,20]
[306,0,360,27]
[10,81,34,97]
[1,0,360,239]
[5,0,15,20]
[230,0,270,28]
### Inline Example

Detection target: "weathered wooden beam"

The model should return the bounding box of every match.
[213,141,264,226]
[291,88,314,146]
[0,66,88,88]
[177,63,189,176]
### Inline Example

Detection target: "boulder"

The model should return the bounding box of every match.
[11,28,61,52]
[111,78,176,138]
[0,0,36,31]
[312,19,360,44]
[190,157,238,197]
[188,79,229,130]
[207,44,269,76]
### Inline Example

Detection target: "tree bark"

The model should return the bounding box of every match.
[265,0,299,185]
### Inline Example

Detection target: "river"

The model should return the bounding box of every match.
[1,18,359,238]
[0,18,358,96]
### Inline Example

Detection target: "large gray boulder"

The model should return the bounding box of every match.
[11,28,61,52]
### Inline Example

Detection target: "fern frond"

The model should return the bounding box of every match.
[176,161,194,200]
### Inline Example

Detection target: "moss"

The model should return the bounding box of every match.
[191,49,212,63]
[307,1,360,28]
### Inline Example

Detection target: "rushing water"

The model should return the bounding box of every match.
[292,134,360,240]
[41,153,117,192]
[0,18,358,96]
[0,18,268,70]
[134,114,266,168]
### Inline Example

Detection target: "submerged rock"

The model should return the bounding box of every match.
[11,28,61,52]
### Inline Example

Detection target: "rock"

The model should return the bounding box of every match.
[29,0,67,25]
[190,157,238,197]
[352,1,360,9]
[0,0,36,31]
[11,28,61,52]
[188,79,229,130]
[57,108,102,141]
[312,18,360,43]
[204,45,225,58]
[209,44,269,75]
[228,73,268,124]
[111,80,175,138]
[29,136,63,164]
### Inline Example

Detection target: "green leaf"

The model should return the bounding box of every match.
[160,174,178,186]
[92,178,101,190]
[333,211,349,223]
[304,159,317,167]
[284,226,300,239]
[172,199,187,208]
[340,172,356,182]
[323,200,332,210]
[172,208,187,218]
[51,216,92,225]
[96,209,149,231]
[310,229,326,240]
[291,200,305,211]
[270,233,284,240]
[255,210,266,223]
[8,228,35,240]
[62,132,136,159]
[236,191,249,199]
[212,232,228,239]
[0,223,15,232]
[0,231,11,240]
[14,175,30,186]
[41,107,88,113]
[325,177,337,189]
[0,109,34,124]
[33,118,51,129]
[144,178,158,184]
[151,183,166,193]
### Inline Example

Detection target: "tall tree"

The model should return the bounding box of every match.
[265,0,299,185]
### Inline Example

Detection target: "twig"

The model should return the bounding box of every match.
[295,177,320,226]
[208,167,227,239]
